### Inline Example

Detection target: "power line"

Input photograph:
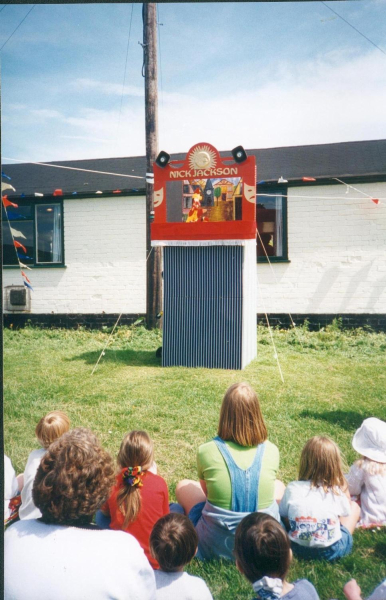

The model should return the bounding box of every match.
[116,3,135,137]
[3,157,145,180]
[320,1,386,56]
[157,4,164,129]
[0,4,35,52]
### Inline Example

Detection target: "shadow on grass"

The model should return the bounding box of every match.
[68,348,161,367]
[299,409,365,430]
[374,539,386,558]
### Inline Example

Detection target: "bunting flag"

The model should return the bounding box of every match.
[19,261,32,271]
[2,172,12,180]
[23,281,34,291]
[14,240,27,253]
[2,196,18,209]
[17,252,33,259]
[10,227,26,239]
[372,198,380,204]
[1,182,16,193]
[21,271,31,284]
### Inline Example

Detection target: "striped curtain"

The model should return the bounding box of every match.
[163,246,243,369]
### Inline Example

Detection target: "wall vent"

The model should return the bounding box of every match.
[4,285,31,312]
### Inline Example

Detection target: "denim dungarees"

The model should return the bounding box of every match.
[195,437,281,561]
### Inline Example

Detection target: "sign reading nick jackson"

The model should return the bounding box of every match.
[151,142,257,243]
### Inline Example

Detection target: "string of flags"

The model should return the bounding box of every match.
[2,175,34,292]
[257,175,382,205]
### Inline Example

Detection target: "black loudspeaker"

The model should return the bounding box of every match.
[231,146,247,163]
[155,151,171,168]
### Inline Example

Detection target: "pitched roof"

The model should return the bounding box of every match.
[3,139,386,197]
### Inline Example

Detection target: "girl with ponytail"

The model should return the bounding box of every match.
[100,430,169,568]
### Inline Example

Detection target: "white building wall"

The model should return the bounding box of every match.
[256,183,386,314]
[3,195,147,314]
[3,184,386,316]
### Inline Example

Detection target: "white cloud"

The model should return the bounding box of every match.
[72,78,144,98]
[4,49,386,163]
[30,109,63,120]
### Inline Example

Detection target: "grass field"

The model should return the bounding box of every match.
[4,322,386,599]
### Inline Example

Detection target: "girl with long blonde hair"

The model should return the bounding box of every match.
[279,436,360,561]
[100,430,169,569]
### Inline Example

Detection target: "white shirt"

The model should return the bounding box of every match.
[5,519,156,600]
[368,580,386,600]
[19,448,45,520]
[4,456,19,521]
[279,481,351,548]
[154,570,213,600]
[346,463,386,526]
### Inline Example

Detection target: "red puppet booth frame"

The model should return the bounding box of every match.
[151,142,257,242]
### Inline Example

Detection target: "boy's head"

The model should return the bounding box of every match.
[35,411,70,449]
[150,513,198,572]
[234,513,291,583]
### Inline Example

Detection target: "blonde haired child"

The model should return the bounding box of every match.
[346,418,386,527]
[20,411,70,520]
[99,430,169,569]
[279,436,360,561]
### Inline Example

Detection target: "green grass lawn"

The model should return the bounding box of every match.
[4,322,386,599]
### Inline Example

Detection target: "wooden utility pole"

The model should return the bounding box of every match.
[143,3,162,329]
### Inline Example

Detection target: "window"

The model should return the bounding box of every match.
[256,187,288,262]
[2,199,64,267]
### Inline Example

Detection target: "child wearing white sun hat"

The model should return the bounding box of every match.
[346,418,386,528]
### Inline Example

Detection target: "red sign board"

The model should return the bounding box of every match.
[151,142,256,241]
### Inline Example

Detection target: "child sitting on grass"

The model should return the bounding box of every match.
[279,436,360,561]
[344,578,386,600]
[346,418,386,527]
[150,513,213,599]
[19,410,70,520]
[234,512,320,600]
[98,430,169,569]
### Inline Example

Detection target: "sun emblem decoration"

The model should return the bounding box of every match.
[189,145,217,171]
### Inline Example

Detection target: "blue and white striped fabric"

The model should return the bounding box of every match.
[163,246,243,369]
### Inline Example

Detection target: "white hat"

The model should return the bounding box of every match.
[352,418,386,463]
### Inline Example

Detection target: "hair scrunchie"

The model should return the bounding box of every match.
[252,576,283,600]
[122,466,144,488]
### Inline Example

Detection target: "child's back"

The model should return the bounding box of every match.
[100,430,169,569]
[20,411,70,520]
[150,513,213,600]
[279,436,359,561]
[154,570,212,600]
[234,513,320,600]
[346,418,386,527]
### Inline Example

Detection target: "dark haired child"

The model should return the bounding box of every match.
[99,430,169,569]
[234,513,320,600]
[150,513,213,600]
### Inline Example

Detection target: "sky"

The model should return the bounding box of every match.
[1,1,386,164]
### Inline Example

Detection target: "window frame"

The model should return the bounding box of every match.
[2,197,65,268]
[256,185,289,263]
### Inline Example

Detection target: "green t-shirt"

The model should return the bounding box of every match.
[197,439,279,510]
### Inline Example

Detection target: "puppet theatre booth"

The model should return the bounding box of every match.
[151,143,257,370]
